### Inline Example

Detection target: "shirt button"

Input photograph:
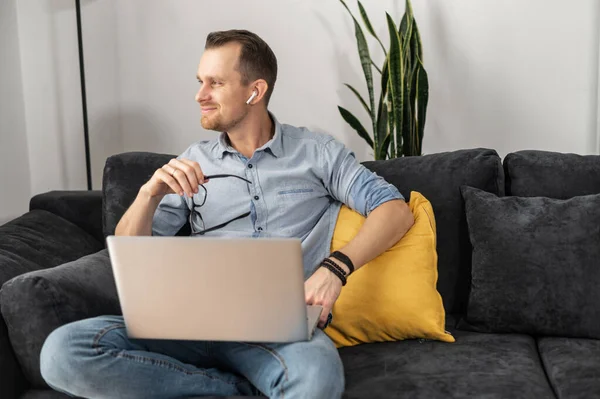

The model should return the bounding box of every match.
[248,164,253,168]
[257,227,263,231]
[254,195,259,200]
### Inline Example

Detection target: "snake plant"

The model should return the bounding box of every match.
[338,0,429,159]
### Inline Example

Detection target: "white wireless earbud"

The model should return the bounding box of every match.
[246,91,258,104]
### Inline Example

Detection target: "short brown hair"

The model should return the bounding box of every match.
[205,30,278,106]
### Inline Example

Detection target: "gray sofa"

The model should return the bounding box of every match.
[1,148,599,398]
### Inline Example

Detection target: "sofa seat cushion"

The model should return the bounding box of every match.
[0,209,103,286]
[20,389,71,399]
[538,337,600,399]
[0,249,120,388]
[339,329,555,399]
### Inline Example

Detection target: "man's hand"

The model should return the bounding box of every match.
[304,262,346,328]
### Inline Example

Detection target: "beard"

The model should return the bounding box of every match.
[200,106,249,133]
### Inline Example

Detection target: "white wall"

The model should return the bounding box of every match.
[16,0,88,195]
[110,0,600,168]
[0,0,30,224]
[4,0,600,210]
[418,0,600,157]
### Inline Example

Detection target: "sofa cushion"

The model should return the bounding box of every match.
[29,190,104,244]
[20,389,71,399]
[504,150,600,198]
[339,328,555,399]
[326,193,454,347]
[0,249,120,388]
[460,186,600,338]
[0,210,102,396]
[102,152,191,237]
[363,148,504,316]
[537,337,600,399]
[0,210,104,286]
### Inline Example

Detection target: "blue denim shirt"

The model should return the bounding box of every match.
[152,114,404,279]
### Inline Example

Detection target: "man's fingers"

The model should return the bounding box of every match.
[318,306,331,328]
[179,158,206,184]
[158,167,184,195]
[167,159,197,196]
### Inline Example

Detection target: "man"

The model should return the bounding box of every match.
[40,29,414,398]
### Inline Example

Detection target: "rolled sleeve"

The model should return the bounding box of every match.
[151,193,190,236]
[321,137,404,217]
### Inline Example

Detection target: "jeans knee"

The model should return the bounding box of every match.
[40,316,122,392]
[40,323,74,388]
[283,357,345,399]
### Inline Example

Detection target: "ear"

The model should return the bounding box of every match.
[247,79,269,105]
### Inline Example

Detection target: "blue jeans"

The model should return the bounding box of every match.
[40,315,344,399]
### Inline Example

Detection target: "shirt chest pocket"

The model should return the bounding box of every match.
[273,184,316,232]
[275,183,317,214]
[277,187,315,199]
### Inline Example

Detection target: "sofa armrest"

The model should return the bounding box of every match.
[0,249,120,388]
[0,319,28,398]
[29,191,104,245]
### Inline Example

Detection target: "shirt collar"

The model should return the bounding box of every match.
[214,112,283,159]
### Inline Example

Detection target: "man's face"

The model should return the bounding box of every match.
[195,43,251,132]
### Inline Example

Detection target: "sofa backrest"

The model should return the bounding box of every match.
[504,150,600,198]
[102,148,505,317]
[102,152,190,238]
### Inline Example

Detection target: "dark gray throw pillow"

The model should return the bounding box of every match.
[459,186,600,339]
[0,249,120,388]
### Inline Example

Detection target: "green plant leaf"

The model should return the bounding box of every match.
[358,0,387,56]
[338,106,374,148]
[412,16,423,61]
[339,0,378,151]
[378,133,392,160]
[386,13,404,157]
[371,60,382,74]
[386,94,396,158]
[403,76,414,156]
[400,0,414,76]
[415,58,429,155]
[376,55,390,147]
[344,83,371,116]
[376,96,388,159]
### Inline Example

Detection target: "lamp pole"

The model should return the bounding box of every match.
[75,0,92,190]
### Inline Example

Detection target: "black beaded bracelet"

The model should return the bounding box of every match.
[320,262,347,286]
[322,258,347,277]
[330,251,355,274]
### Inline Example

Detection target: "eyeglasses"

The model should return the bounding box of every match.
[189,174,252,236]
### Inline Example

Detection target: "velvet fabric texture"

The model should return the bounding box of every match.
[0,210,103,396]
[20,391,247,399]
[460,186,600,338]
[29,190,105,244]
[0,250,120,388]
[504,150,600,198]
[20,390,72,399]
[102,151,190,237]
[363,148,504,316]
[537,337,600,399]
[339,327,555,399]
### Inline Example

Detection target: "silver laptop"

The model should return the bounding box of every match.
[106,236,322,342]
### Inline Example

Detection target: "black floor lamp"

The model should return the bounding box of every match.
[75,0,92,190]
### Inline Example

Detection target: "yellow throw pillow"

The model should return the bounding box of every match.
[324,191,455,347]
